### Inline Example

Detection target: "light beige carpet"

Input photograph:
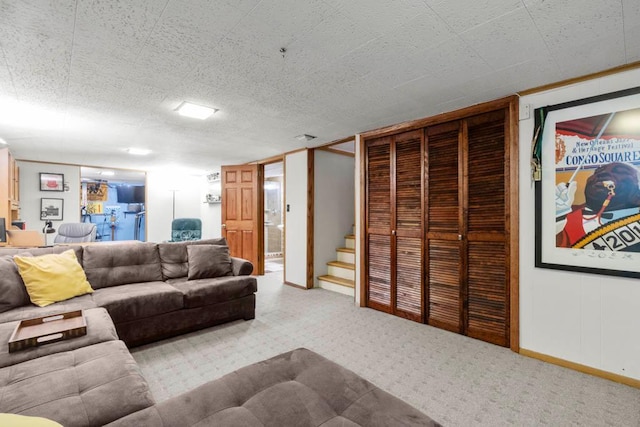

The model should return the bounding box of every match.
[131,272,640,426]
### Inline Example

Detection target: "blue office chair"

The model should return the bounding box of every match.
[171,218,202,242]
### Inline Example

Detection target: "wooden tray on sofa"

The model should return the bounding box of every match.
[8,310,87,353]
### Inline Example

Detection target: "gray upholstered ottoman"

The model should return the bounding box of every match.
[108,348,441,426]
[0,340,155,426]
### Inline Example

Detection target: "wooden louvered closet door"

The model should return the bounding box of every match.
[394,130,424,322]
[365,131,423,320]
[366,137,392,312]
[425,121,463,333]
[465,110,509,346]
[363,100,514,348]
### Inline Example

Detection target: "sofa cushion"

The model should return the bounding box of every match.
[158,238,227,279]
[0,307,118,369]
[83,242,163,289]
[0,294,97,324]
[0,340,155,427]
[106,348,439,427]
[0,245,84,265]
[91,282,184,323]
[187,244,233,280]
[167,276,258,308]
[0,255,30,313]
[14,250,94,307]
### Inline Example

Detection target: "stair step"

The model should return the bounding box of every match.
[318,275,354,288]
[327,261,355,270]
[336,247,354,254]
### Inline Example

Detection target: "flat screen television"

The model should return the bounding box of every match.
[116,185,145,204]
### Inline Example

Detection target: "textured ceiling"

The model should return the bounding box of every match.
[0,0,637,173]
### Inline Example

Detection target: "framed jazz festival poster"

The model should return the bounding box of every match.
[535,86,640,278]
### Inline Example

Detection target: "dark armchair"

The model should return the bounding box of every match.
[171,218,202,242]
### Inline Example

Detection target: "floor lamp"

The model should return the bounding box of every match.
[170,189,179,221]
[42,220,55,246]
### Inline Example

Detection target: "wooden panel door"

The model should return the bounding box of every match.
[465,110,509,346]
[221,164,263,275]
[425,121,464,333]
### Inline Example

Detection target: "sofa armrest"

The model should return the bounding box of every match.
[231,257,253,276]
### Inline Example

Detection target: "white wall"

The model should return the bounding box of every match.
[146,170,220,243]
[314,150,355,286]
[285,150,308,286]
[17,161,80,244]
[519,68,640,380]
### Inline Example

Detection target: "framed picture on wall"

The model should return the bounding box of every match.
[39,173,64,192]
[534,86,640,278]
[40,198,64,221]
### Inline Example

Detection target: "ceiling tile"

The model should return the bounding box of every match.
[460,7,549,71]
[525,0,624,52]
[0,57,16,98]
[0,1,75,39]
[623,0,640,62]
[73,0,164,59]
[287,10,379,66]
[333,0,431,37]
[379,9,457,56]
[393,74,466,107]
[428,0,523,33]
[0,1,75,102]
[415,38,494,86]
[550,33,627,78]
[228,0,337,51]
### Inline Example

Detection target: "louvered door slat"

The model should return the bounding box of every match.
[466,241,507,346]
[427,240,461,332]
[367,142,391,231]
[396,237,422,320]
[467,111,505,233]
[427,125,459,233]
[395,132,422,233]
[368,234,391,308]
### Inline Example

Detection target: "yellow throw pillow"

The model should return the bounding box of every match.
[14,250,94,307]
[0,413,63,426]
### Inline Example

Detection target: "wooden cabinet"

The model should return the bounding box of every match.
[363,98,518,348]
[0,148,20,240]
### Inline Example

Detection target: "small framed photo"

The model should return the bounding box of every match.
[40,173,64,192]
[40,198,64,220]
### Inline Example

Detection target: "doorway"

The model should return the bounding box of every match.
[264,161,284,274]
[80,166,146,242]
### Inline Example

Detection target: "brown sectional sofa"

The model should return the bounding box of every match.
[0,238,256,347]
[0,239,439,426]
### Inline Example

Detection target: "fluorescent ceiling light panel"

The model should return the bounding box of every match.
[100,170,115,176]
[126,148,151,155]
[176,102,217,120]
[0,138,7,145]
